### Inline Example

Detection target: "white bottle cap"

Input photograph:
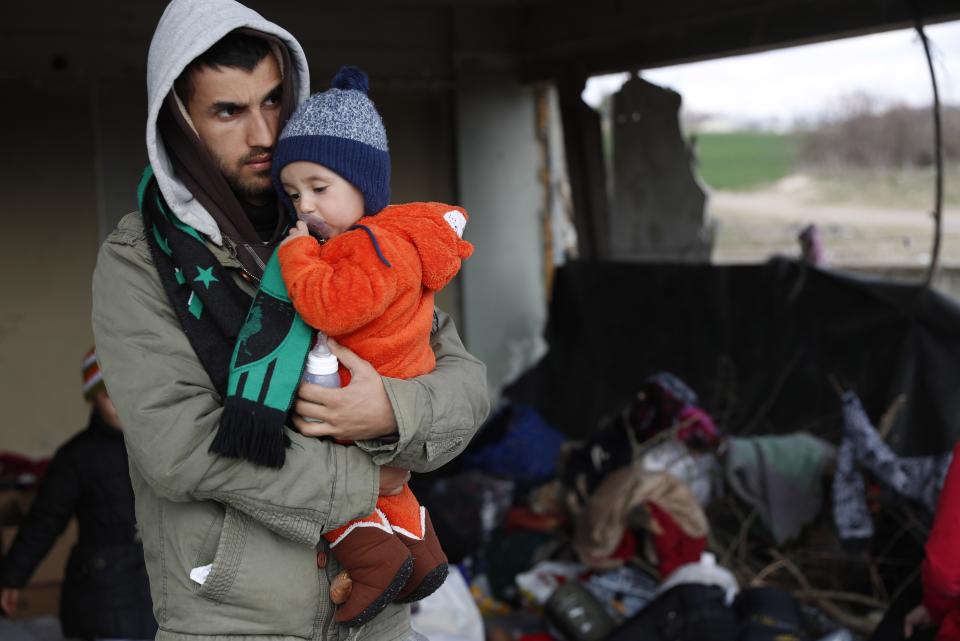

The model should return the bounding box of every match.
[306,350,339,375]
[306,335,339,375]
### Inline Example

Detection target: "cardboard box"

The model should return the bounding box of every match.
[0,490,26,526]
[7,582,61,620]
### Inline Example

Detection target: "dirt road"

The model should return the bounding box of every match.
[709,176,960,266]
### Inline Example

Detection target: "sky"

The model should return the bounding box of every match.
[583,20,960,128]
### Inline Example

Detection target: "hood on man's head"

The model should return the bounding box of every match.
[146,0,310,245]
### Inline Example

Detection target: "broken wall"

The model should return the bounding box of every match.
[609,76,714,262]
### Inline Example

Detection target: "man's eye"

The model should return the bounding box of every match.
[217,106,239,118]
[264,93,281,108]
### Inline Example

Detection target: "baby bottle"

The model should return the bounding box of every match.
[302,332,341,389]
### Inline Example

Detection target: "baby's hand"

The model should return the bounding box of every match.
[281,221,312,246]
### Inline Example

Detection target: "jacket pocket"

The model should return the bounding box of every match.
[195,507,249,603]
[183,505,322,638]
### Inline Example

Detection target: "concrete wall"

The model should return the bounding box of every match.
[376,89,462,321]
[609,76,712,261]
[93,77,148,238]
[457,74,547,398]
[0,80,100,457]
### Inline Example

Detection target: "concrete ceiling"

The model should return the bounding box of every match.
[518,0,960,80]
[0,1,956,85]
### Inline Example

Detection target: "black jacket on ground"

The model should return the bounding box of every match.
[0,411,156,640]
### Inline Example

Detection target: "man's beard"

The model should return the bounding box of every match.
[218,147,274,204]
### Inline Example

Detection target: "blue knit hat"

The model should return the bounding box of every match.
[273,66,390,216]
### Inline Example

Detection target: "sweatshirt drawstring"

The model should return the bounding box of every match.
[348,224,392,267]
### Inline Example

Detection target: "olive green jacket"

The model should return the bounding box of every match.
[92,213,489,641]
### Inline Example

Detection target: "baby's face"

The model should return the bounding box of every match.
[280,162,365,240]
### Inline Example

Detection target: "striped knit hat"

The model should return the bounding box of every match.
[272,66,390,216]
[82,347,106,401]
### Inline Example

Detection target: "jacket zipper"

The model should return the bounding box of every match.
[243,243,266,271]
[223,236,263,286]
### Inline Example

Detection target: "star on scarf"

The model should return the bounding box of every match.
[194,266,219,289]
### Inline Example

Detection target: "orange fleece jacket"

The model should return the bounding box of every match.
[278,202,473,385]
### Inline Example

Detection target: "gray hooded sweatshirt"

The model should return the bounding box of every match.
[146,0,309,246]
[92,0,490,640]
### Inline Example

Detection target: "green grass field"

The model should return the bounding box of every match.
[695,132,798,190]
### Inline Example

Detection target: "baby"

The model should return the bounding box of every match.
[273,67,474,627]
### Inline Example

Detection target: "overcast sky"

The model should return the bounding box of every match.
[583,20,960,127]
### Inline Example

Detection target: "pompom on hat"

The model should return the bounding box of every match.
[82,347,106,401]
[273,66,390,217]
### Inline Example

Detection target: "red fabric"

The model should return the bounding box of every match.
[504,507,564,533]
[516,634,558,641]
[517,632,557,641]
[675,406,720,449]
[648,502,706,578]
[279,202,473,386]
[939,610,960,641]
[923,444,960,640]
[609,529,637,562]
[0,452,50,487]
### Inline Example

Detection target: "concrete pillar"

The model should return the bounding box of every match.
[456,73,548,398]
[557,72,610,261]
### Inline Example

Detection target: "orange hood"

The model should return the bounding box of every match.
[367,202,474,291]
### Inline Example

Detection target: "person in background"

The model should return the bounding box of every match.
[0,348,156,641]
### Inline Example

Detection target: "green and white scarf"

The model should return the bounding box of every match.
[140,166,312,468]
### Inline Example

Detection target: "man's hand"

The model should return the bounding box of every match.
[291,339,399,441]
[280,220,312,247]
[1,588,19,614]
[379,466,411,496]
[904,603,933,638]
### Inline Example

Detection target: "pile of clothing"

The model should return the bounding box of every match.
[418,372,955,641]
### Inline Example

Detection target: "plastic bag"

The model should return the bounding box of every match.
[411,567,484,641]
